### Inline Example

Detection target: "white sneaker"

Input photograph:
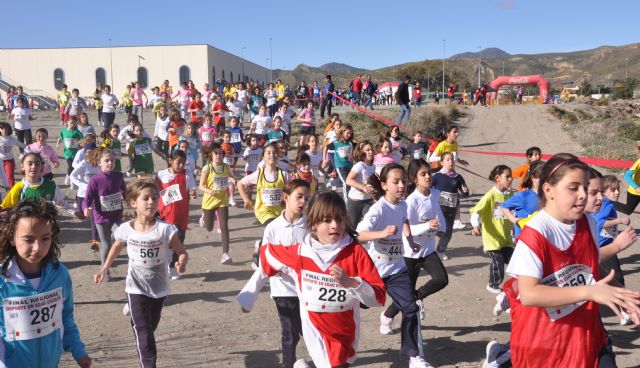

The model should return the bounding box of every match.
[453,219,466,229]
[220,253,232,264]
[621,310,631,325]
[199,214,205,229]
[228,198,237,207]
[379,311,394,335]
[126,170,132,177]
[409,356,434,368]
[493,292,509,317]
[122,303,130,316]
[486,284,502,294]
[416,299,425,320]
[293,359,312,368]
[438,252,449,261]
[64,175,70,185]
[169,267,180,280]
[483,340,510,368]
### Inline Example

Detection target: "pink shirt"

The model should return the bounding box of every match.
[130,88,145,106]
[199,125,217,146]
[373,153,395,175]
[179,88,192,106]
[25,143,60,176]
[299,108,315,127]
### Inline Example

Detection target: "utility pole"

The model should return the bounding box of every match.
[241,46,246,83]
[502,61,505,76]
[442,39,446,95]
[265,58,269,85]
[427,65,430,93]
[626,58,629,79]
[477,46,482,87]
[269,37,273,82]
[108,38,114,87]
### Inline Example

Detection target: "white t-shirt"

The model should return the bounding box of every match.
[101,93,119,113]
[240,168,292,186]
[403,189,446,258]
[305,149,323,178]
[70,162,101,198]
[11,107,31,130]
[243,147,263,173]
[78,124,95,136]
[226,100,244,118]
[275,109,294,135]
[156,168,196,192]
[507,210,599,280]
[265,90,277,106]
[114,220,178,298]
[154,115,171,141]
[0,136,22,160]
[236,89,249,103]
[347,161,375,201]
[356,196,408,278]
[252,115,272,135]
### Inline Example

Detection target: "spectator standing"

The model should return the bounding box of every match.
[395,75,411,125]
[351,74,363,105]
[320,75,334,119]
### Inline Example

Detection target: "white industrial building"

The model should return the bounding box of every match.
[0,44,270,100]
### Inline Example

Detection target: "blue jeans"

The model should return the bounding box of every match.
[363,94,374,110]
[396,104,411,125]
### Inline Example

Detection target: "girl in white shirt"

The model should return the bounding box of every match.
[100,85,119,128]
[305,134,323,179]
[94,178,188,368]
[345,140,376,227]
[70,144,101,250]
[153,105,171,159]
[356,163,433,368]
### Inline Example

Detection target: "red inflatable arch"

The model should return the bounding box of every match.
[489,75,550,101]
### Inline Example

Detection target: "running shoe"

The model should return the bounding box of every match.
[621,310,631,325]
[169,267,180,280]
[438,252,449,261]
[64,175,70,186]
[293,359,312,368]
[122,303,130,317]
[492,291,510,316]
[416,299,425,321]
[379,311,394,335]
[228,198,237,207]
[90,240,99,252]
[199,214,205,229]
[453,219,467,229]
[409,356,434,368]
[483,341,500,368]
[220,253,232,264]
[486,284,502,294]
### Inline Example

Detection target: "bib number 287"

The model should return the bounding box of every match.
[31,305,56,325]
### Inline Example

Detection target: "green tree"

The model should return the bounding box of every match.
[612,78,639,99]
[579,79,592,96]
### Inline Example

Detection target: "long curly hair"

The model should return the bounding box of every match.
[0,200,62,276]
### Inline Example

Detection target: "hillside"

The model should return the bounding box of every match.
[272,43,640,90]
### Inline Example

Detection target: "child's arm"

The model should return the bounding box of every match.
[356,211,396,242]
[603,217,630,228]
[198,165,216,196]
[61,271,91,367]
[237,174,255,209]
[169,232,188,274]
[517,272,640,319]
[236,267,270,313]
[94,240,125,283]
[402,219,421,252]
[624,169,639,190]
[599,226,637,261]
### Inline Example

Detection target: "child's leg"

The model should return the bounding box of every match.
[487,247,514,289]
[416,252,449,300]
[385,256,423,319]
[600,254,625,286]
[203,209,215,232]
[336,167,351,202]
[620,192,640,215]
[4,159,15,188]
[274,296,302,368]
[436,207,456,253]
[383,271,423,358]
[215,209,221,233]
[216,206,230,254]
[66,158,74,176]
[127,293,166,368]
[95,222,113,266]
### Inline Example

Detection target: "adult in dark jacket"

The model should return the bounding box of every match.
[395,75,411,125]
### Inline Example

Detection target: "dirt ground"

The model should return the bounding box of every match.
[32,104,639,367]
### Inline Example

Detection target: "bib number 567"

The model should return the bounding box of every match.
[140,248,159,258]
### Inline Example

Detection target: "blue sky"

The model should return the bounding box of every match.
[5,0,638,70]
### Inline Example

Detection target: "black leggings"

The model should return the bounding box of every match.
[66,158,74,175]
[617,191,640,215]
[15,129,32,153]
[346,198,372,229]
[385,253,449,318]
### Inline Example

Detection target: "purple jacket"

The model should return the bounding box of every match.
[83,171,126,224]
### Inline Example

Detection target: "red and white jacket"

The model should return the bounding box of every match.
[155,169,195,233]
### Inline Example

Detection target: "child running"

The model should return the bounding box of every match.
[237,179,312,368]
[101,124,123,172]
[129,123,154,177]
[70,143,101,251]
[382,160,447,324]
[345,140,376,227]
[57,116,84,185]
[511,146,542,191]
[0,122,25,187]
[323,123,354,201]
[24,128,60,181]
[156,149,197,279]
[0,200,92,368]
[373,137,395,175]
[431,152,469,261]
[257,190,386,368]
[503,154,640,367]
[470,165,514,294]
[357,163,433,368]
[619,141,640,215]
[199,143,236,264]
[501,161,544,238]
[94,178,188,368]
[293,152,318,195]
[83,147,126,277]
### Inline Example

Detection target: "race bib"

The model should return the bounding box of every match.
[600,225,618,239]
[223,156,234,165]
[247,154,260,163]
[337,145,352,158]
[1,145,13,156]
[300,270,353,312]
[195,110,204,118]
[113,149,122,159]
[230,133,242,143]
[493,203,507,219]
[100,193,123,211]
[128,237,167,267]
[542,264,595,321]
[413,149,425,160]
[134,143,152,155]
[160,184,183,205]
[13,114,23,122]
[202,131,213,142]
[63,138,78,149]
[213,176,229,190]
[261,188,283,206]
[371,237,404,264]
[438,192,458,207]
[374,162,386,174]
[3,288,63,341]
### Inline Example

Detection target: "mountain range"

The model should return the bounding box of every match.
[272,44,639,90]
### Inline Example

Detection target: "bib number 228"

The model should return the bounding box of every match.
[318,288,347,303]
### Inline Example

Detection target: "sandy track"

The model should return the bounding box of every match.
[43,105,640,367]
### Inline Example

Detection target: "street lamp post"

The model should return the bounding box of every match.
[241,46,247,83]
[269,37,273,82]
[477,46,482,87]
[442,39,446,95]
[108,38,114,87]
[265,58,269,85]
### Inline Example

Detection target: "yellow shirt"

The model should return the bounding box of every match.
[57,91,71,106]
[201,163,230,209]
[433,140,459,159]
[276,85,285,101]
[627,159,640,196]
[470,187,514,252]
[255,168,285,224]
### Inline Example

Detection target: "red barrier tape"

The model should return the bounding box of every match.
[327,92,634,170]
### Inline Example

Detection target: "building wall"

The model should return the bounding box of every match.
[0,44,269,98]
